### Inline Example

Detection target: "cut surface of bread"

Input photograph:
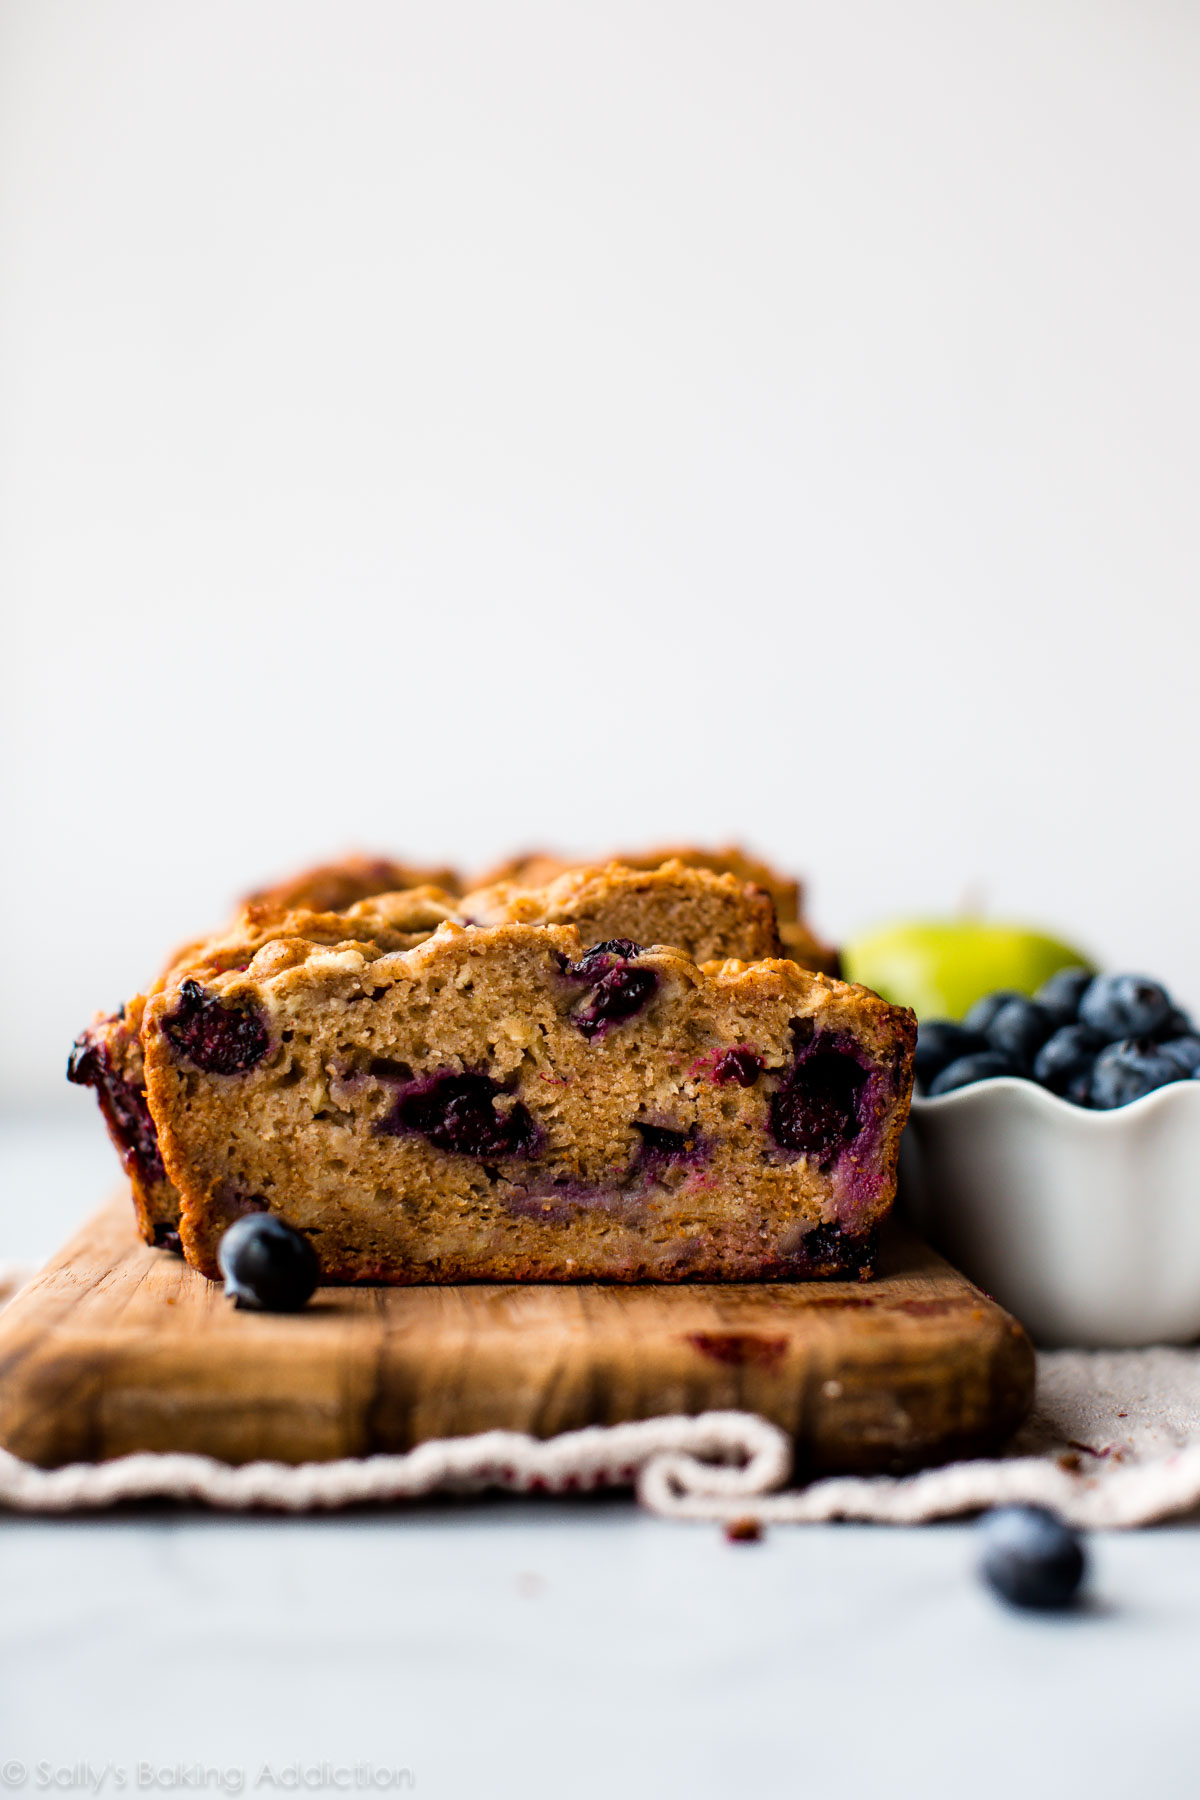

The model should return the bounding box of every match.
[67,890,465,1246]
[69,864,790,1248]
[142,923,914,1284]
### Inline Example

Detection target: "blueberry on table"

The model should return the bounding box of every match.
[914,1021,986,1091]
[926,1051,1020,1097]
[1079,974,1172,1042]
[978,1506,1086,1610]
[1032,1023,1104,1097]
[1160,1035,1200,1076]
[1088,1037,1183,1110]
[963,990,1025,1036]
[218,1214,320,1312]
[1034,966,1094,1028]
[984,997,1054,1072]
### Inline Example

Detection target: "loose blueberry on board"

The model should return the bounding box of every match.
[1032,1023,1104,1096]
[1089,1038,1184,1110]
[163,979,270,1075]
[218,1214,320,1312]
[913,1021,986,1091]
[926,1051,1020,1097]
[1033,965,1094,1028]
[1079,974,1172,1042]
[978,1506,1087,1611]
[984,997,1055,1072]
[1159,1035,1200,1076]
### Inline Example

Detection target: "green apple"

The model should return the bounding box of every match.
[841,920,1094,1020]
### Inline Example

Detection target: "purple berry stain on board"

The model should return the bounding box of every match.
[163,979,270,1075]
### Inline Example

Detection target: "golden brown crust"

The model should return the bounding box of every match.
[474,845,802,920]
[470,845,840,972]
[462,860,783,964]
[242,855,463,917]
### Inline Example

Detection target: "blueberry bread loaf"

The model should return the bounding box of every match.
[68,865,785,1248]
[142,924,914,1283]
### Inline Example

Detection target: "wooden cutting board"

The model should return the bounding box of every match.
[0,1195,1034,1474]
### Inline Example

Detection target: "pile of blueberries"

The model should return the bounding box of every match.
[917,969,1200,1108]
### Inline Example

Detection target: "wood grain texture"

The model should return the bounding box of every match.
[0,1195,1034,1473]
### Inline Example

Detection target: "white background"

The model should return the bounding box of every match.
[3,0,1198,1112]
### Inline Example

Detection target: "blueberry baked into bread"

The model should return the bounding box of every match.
[68,862,787,1248]
[141,922,914,1282]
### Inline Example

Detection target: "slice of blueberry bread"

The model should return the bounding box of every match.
[473,845,839,975]
[68,888,464,1248]
[142,923,914,1283]
[242,854,463,918]
[67,997,179,1249]
[461,860,783,965]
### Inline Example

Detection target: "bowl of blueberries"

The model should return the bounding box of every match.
[901,969,1200,1347]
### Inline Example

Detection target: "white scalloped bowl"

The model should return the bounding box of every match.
[900,1077,1200,1348]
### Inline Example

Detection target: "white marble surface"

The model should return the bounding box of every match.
[2,1119,1198,1800]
